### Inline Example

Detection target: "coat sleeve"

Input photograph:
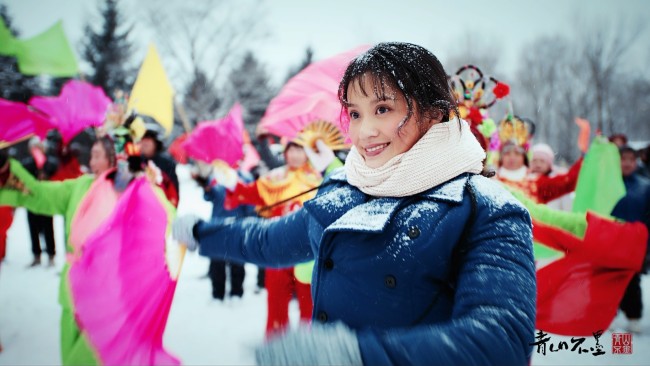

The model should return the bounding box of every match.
[535,157,583,203]
[0,159,79,216]
[357,188,536,366]
[195,207,314,267]
[225,181,266,209]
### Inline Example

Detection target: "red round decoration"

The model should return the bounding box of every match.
[493,82,510,99]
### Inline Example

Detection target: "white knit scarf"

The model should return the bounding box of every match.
[345,119,485,197]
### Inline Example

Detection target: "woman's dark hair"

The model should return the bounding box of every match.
[284,141,304,154]
[143,130,164,154]
[609,133,628,145]
[619,145,637,158]
[93,135,117,168]
[498,141,529,168]
[338,42,458,134]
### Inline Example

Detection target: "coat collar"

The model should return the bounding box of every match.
[304,169,469,233]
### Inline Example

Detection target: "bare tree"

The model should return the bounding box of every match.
[283,46,313,84]
[515,36,567,144]
[183,68,221,123]
[609,74,650,139]
[576,16,644,134]
[444,32,504,76]
[514,15,648,163]
[224,51,275,136]
[142,0,269,124]
[513,35,594,164]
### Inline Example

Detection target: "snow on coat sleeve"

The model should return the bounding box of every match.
[357,177,536,366]
[195,208,314,268]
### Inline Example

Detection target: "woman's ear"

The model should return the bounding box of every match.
[429,109,444,125]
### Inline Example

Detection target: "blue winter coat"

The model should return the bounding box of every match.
[196,170,536,365]
[611,173,650,228]
[611,173,650,269]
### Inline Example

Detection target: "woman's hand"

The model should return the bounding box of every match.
[304,139,335,173]
[172,215,202,251]
[256,322,362,365]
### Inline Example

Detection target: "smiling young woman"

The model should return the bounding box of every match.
[173,42,536,366]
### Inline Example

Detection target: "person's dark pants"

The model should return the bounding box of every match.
[27,211,55,257]
[620,273,643,319]
[257,267,265,288]
[209,260,245,299]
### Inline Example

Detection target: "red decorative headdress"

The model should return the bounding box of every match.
[449,65,510,128]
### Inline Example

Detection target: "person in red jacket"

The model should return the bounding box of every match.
[0,206,12,263]
[0,149,9,354]
[45,130,83,182]
[0,146,10,265]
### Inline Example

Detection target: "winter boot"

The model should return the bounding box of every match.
[27,256,41,268]
[626,319,642,334]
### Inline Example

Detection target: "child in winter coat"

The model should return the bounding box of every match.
[173,42,536,365]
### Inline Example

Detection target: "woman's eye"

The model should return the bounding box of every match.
[376,106,389,114]
[349,111,360,120]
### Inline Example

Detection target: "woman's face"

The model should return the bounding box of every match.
[89,142,111,175]
[621,151,637,177]
[138,137,157,158]
[501,149,526,171]
[530,156,551,175]
[346,76,438,168]
[285,145,308,169]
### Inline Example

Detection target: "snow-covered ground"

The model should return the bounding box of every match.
[1,165,649,365]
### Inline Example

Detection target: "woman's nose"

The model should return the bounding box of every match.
[358,117,380,140]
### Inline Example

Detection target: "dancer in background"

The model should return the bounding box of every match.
[0,130,175,365]
[21,137,58,267]
[613,145,650,334]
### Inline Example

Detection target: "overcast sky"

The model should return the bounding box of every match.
[4,0,649,85]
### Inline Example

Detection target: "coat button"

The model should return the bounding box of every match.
[407,226,420,239]
[317,311,328,322]
[324,258,334,270]
[384,275,397,288]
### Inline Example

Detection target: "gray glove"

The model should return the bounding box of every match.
[304,139,335,173]
[256,322,363,365]
[172,215,202,251]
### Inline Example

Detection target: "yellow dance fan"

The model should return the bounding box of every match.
[292,120,350,151]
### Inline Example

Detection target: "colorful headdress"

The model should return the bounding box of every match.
[101,90,145,160]
[449,65,510,127]
[449,65,511,154]
[104,90,129,131]
[497,115,536,153]
[97,93,144,178]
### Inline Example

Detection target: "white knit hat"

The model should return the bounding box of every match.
[532,143,554,166]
